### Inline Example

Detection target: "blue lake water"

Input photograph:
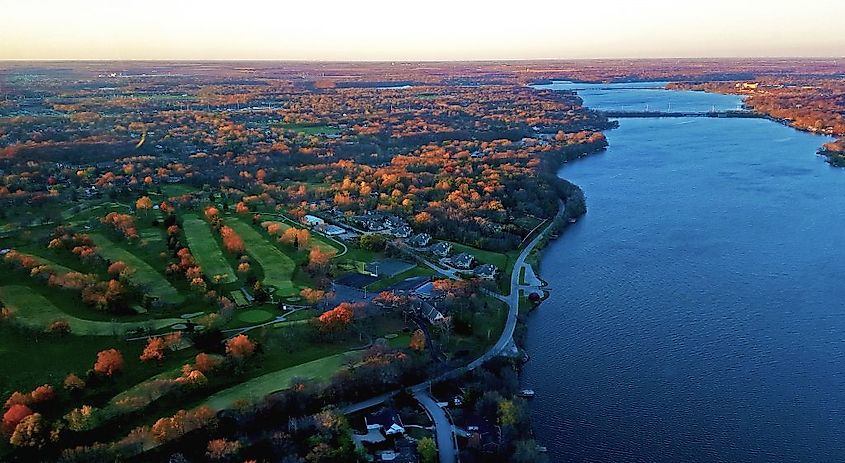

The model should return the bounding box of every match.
[524,82,844,462]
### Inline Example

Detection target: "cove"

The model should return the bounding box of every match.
[523,82,845,462]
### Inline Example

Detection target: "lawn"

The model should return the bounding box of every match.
[182,215,237,284]
[89,233,185,305]
[226,219,297,295]
[237,309,275,324]
[0,285,182,336]
[204,352,355,411]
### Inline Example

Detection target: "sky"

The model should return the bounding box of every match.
[2,0,844,60]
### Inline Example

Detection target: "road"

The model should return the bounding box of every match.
[466,200,565,370]
[413,386,458,463]
[340,201,566,462]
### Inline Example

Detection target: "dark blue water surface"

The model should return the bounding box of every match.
[523,83,844,463]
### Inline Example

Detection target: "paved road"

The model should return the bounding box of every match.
[342,201,565,462]
[467,200,565,370]
[413,386,457,463]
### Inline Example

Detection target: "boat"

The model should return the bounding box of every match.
[537,446,548,453]
[518,389,535,398]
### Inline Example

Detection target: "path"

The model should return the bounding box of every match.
[340,201,566,462]
[413,386,457,463]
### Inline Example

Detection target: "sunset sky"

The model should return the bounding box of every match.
[2,0,844,60]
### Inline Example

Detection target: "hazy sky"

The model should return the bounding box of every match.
[2,0,844,60]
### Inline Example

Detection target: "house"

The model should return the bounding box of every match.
[366,408,405,436]
[391,225,413,238]
[408,233,432,248]
[450,252,476,270]
[419,301,445,324]
[461,414,502,453]
[303,214,325,227]
[430,241,452,257]
[474,264,498,280]
[319,224,346,236]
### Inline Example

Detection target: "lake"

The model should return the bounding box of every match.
[523,82,845,462]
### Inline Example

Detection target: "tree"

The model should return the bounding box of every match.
[46,319,71,335]
[417,436,437,463]
[194,353,222,374]
[220,226,245,254]
[2,404,33,434]
[317,303,359,333]
[409,330,426,351]
[29,385,55,404]
[64,405,100,432]
[140,337,166,362]
[235,202,249,214]
[93,349,124,376]
[206,438,241,461]
[225,335,256,360]
[279,228,299,247]
[307,248,334,276]
[135,196,153,213]
[9,412,46,448]
[498,399,519,427]
[63,373,86,392]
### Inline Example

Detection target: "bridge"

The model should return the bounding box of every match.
[598,109,764,119]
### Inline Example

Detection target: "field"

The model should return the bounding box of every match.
[89,233,185,305]
[226,219,297,295]
[0,285,181,335]
[204,352,354,411]
[182,215,237,284]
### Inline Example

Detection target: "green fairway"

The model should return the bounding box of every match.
[182,215,237,284]
[89,233,185,305]
[204,352,354,411]
[226,219,297,295]
[0,285,181,335]
[237,309,275,324]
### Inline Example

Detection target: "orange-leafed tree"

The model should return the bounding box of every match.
[225,335,256,361]
[234,202,249,214]
[195,353,222,374]
[135,196,153,213]
[93,349,124,376]
[317,303,359,333]
[220,226,245,254]
[2,404,33,434]
[409,330,426,351]
[140,337,166,362]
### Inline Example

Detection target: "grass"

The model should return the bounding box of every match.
[364,265,435,292]
[237,309,275,324]
[182,215,237,284]
[89,233,185,305]
[0,324,189,401]
[0,285,181,336]
[226,218,297,295]
[230,291,249,307]
[204,352,355,411]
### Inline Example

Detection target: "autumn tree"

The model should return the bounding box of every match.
[409,330,426,351]
[206,438,241,461]
[135,196,153,214]
[225,335,256,361]
[194,353,222,374]
[307,248,334,276]
[63,373,86,392]
[2,404,33,434]
[93,349,124,376]
[317,303,359,333]
[9,412,46,448]
[140,337,167,362]
[220,226,245,254]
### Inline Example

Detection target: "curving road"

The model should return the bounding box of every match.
[343,201,565,463]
